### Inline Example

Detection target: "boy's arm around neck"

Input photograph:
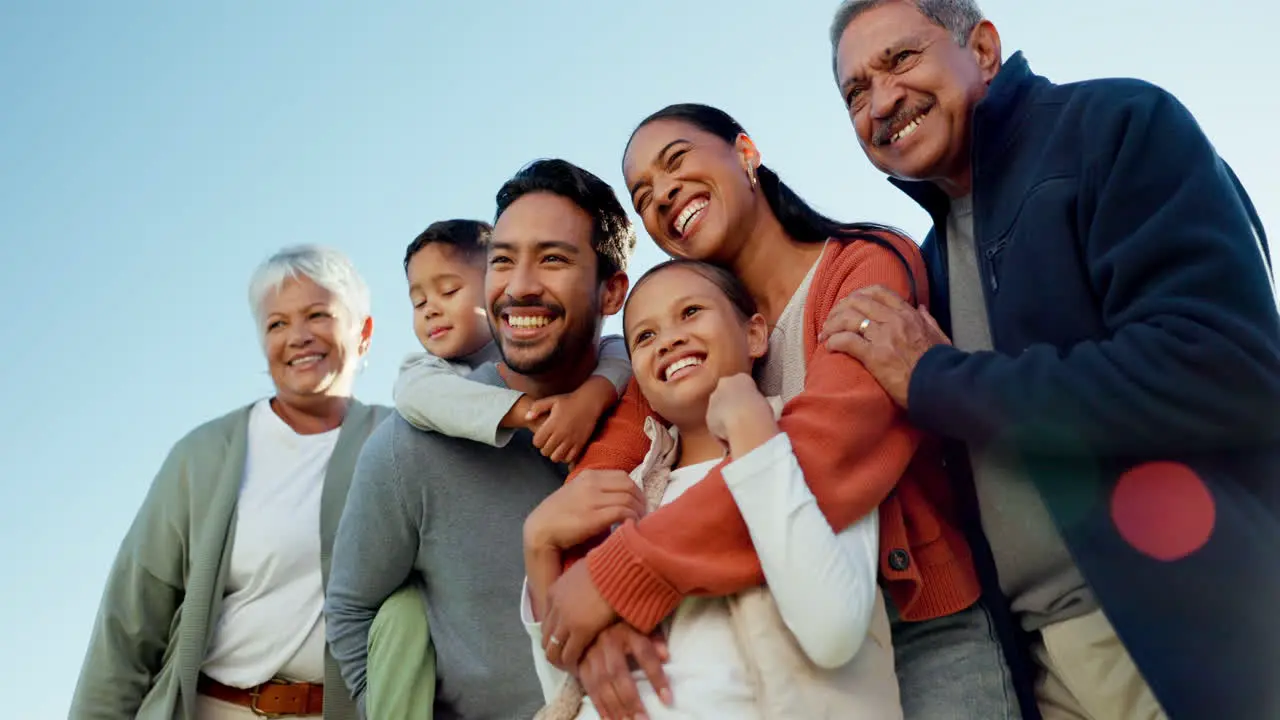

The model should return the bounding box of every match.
[393,351,525,446]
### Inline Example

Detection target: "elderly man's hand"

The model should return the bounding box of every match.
[819,285,951,409]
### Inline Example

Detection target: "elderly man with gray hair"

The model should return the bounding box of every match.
[825,1,1280,719]
[70,245,427,720]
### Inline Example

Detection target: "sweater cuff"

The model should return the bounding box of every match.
[909,345,978,441]
[585,524,681,633]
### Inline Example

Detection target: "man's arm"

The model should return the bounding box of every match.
[70,444,190,719]
[393,352,525,446]
[585,240,924,632]
[908,87,1280,455]
[325,423,424,713]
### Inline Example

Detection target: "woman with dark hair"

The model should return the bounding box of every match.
[534,104,1018,719]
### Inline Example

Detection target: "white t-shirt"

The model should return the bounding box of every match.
[202,398,339,686]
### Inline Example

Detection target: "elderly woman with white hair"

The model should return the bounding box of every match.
[71,245,404,720]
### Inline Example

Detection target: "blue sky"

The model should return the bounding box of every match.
[0,1,1274,716]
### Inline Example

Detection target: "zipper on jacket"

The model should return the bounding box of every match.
[984,238,1009,292]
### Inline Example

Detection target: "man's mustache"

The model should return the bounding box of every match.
[873,99,936,146]
[492,297,565,318]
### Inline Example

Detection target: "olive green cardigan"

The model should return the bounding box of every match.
[70,400,390,720]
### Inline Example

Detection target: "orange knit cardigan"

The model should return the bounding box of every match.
[569,234,981,631]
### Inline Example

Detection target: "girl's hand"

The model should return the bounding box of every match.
[522,469,645,553]
[578,622,672,719]
[706,373,780,458]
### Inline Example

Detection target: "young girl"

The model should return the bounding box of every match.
[521,260,901,719]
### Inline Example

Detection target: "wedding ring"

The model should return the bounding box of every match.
[549,636,563,646]
[857,318,872,336]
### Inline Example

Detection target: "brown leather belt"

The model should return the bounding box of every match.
[198,674,323,716]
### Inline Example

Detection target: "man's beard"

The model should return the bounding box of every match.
[499,333,574,376]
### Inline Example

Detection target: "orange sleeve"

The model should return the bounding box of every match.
[559,378,657,568]
[569,378,655,477]
[585,239,924,632]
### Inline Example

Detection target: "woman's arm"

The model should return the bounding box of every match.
[724,433,879,669]
[70,445,190,719]
[568,379,655,475]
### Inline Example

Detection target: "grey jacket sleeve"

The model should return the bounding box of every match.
[324,421,424,714]
[69,443,190,719]
[593,335,633,396]
[392,352,523,446]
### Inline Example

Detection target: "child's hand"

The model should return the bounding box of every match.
[527,376,617,464]
[706,373,779,458]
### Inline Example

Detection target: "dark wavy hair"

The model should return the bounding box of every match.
[495,158,637,280]
[626,103,917,303]
[403,219,492,273]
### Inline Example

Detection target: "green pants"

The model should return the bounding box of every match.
[367,582,436,720]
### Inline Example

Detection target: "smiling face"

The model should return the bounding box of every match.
[406,242,490,360]
[261,275,370,406]
[624,265,768,431]
[834,1,1001,195]
[486,191,627,377]
[622,119,761,265]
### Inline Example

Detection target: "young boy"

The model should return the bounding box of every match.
[393,218,631,463]
[363,219,631,720]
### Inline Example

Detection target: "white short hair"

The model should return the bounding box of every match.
[248,245,371,330]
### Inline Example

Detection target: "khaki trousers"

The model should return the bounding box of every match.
[1033,609,1166,720]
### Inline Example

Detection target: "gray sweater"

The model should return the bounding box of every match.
[946,196,1096,631]
[326,364,565,719]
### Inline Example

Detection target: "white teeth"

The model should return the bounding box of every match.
[663,355,703,381]
[508,315,551,329]
[290,355,322,367]
[891,114,925,144]
[675,199,708,236]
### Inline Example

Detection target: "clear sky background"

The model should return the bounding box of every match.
[0,1,1274,716]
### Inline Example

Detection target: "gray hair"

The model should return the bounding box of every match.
[830,0,984,52]
[247,244,371,332]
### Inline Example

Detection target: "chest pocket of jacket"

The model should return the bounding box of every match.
[984,176,1079,294]
[982,176,1104,347]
